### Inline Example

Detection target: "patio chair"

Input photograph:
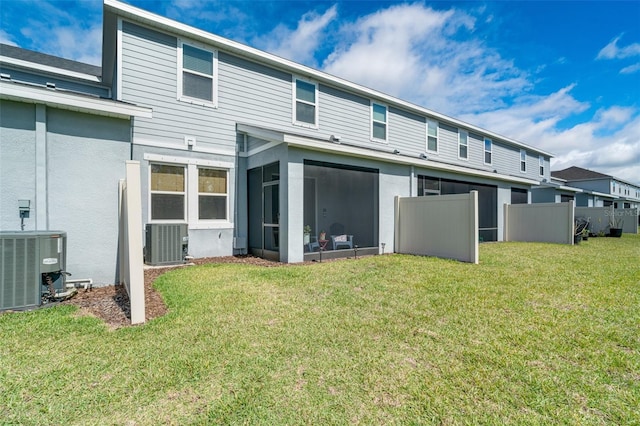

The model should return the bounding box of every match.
[308,236,320,252]
[331,234,353,250]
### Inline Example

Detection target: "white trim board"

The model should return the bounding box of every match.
[0,80,152,119]
[0,55,102,83]
[143,152,234,169]
[104,0,554,158]
[134,138,235,157]
[238,124,541,186]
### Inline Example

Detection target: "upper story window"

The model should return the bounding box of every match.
[458,130,468,159]
[539,155,544,176]
[484,138,492,165]
[520,150,527,173]
[371,102,387,141]
[427,119,438,152]
[179,42,217,106]
[198,168,228,220]
[612,182,616,193]
[293,78,318,127]
[150,164,186,221]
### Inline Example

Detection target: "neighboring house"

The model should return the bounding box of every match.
[0,43,151,284]
[1,0,554,284]
[530,176,617,207]
[550,166,640,209]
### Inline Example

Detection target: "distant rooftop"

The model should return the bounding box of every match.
[551,166,611,181]
[0,44,101,77]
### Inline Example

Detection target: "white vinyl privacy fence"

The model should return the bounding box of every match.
[394,192,478,264]
[504,201,574,244]
[118,161,145,325]
[575,206,639,235]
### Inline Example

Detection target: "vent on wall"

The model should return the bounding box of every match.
[145,224,188,266]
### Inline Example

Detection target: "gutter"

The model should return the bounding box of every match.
[237,123,541,186]
[0,80,152,119]
[103,0,554,159]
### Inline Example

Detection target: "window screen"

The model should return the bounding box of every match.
[295,79,316,125]
[198,168,227,220]
[427,120,438,151]
[151,164,185,220]
[182,44,214,102]
[372,103,387,140]
[459,130,468,159]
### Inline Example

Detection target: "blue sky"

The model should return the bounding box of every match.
[2,0,639,184]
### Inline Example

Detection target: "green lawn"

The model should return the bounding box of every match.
[2,234,639,425]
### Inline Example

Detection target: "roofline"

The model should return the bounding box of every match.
[585,190,618,199]
[535,182,583,193]
[551,172,640,189]
[0,80,152,119]
[0,55,102,83]
[237,123,541,186]
[104,0,554,158]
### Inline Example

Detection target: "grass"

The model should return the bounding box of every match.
[1,234,639,425]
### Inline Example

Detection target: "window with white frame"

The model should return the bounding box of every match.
[458,129,468,159]
[539,155,544,176]
[484,138,492,165]
[150,164,186,220]
[179,42,217,105]
[198,168,228,220]
[371,102,387,141]
[293,78,318,126]
[520,150,527,173]
[427,119,438,152]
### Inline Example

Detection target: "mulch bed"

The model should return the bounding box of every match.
[62,255,283,329]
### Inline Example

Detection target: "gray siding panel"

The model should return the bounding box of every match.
[388,106,425,154]
[0,66,109,97]
[120,19,546,181]
[318,84,370,144]
[437,123,459,161]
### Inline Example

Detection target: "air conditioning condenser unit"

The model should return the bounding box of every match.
[145,223,188,266]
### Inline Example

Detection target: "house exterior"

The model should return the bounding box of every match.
[550,166,640,209]
[530,176,617,207]
[1,0,554,284]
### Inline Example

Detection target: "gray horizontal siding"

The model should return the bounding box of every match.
[0,66,109,97]
[387,107,425,153]
[120,19,547,181]
[319,84,370,145]
[436,123,459,160]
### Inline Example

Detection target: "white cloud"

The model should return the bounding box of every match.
[12,1,103,64]
[620,63,640,74]
[0,29,18,46]
[20,23,102,65]
[596,35,640,60]
[255,5,338,66]
[320,4,529,116]
[254,3,639,183]
[596,35,640,76]
[466,93,640,183]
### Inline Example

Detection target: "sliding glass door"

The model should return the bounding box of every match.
[248,162,280,260]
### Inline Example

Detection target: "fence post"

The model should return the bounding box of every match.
[118,179,125,286]
[125,161,145,325]
[503,203,510,242]
[568,200,575,245]
[470,191,479,264]
[394,195,401,254]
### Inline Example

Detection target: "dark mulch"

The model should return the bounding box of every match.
[62,255,283,329]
